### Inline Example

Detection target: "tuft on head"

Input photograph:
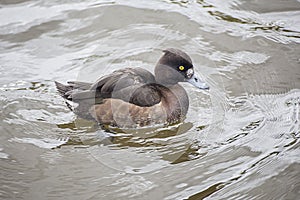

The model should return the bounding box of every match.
[162,48,193,65]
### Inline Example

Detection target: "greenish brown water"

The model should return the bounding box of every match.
[1,0,300,199]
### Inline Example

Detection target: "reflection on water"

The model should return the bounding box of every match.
[0,0,300,199]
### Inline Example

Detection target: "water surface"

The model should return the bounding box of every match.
[0,0,300,199]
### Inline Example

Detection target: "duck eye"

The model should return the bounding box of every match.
[178,66,185,71]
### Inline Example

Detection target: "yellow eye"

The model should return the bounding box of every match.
[179,66,185,71]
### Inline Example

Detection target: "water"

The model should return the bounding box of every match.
[1,0,300,199]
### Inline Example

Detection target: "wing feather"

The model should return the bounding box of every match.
[56,67,162,108]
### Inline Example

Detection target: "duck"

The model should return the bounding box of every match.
[55,48,209,128]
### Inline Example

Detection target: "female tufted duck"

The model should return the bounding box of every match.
[55,48,209,128]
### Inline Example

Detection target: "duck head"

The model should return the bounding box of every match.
[155,48,209,90]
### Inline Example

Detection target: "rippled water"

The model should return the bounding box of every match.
[1,0,300,199]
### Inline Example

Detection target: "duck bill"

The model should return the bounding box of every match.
[186,73,209,90]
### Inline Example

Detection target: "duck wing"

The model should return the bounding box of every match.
[90,68,153,92]
[56,67,162,107]
[112,83,162,107]
[91,67,162,107]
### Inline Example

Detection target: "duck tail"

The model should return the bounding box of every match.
[55,81,73,101]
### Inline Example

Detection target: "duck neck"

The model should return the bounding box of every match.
[161,84,189,123]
